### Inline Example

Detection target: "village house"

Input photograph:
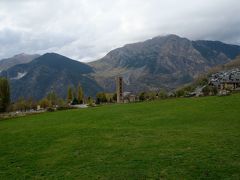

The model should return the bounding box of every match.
[209,68,240,91]
[123,92,138,103]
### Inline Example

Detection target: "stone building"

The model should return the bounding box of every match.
[116,76,124,103]
[209,68,240,90]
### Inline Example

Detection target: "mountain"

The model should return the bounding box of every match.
[90,35,240,92]
[224,56,240,68]
[2,35,240,101]
[1,53,102,101]
[0,53,40,72]
[208,55,240,74]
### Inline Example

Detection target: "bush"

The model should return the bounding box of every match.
[47,107,55,112]
[56,106,75,111]
[158,91,168,99]
[176,89,185,97]
[139,92,146,101]
[96,92,107,104]
[202,85,218,96]
[39,98,52,109]
[202,86,211,96]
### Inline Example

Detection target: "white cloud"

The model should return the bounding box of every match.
[0,0,240,61]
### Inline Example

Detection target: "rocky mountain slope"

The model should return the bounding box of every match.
[1,53,102,101]
[90,35,240,92]
[0,53,40,72]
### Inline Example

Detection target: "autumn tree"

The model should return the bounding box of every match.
[47,91,58,107]
[39,98,51,109]
[96,92,107,104]
[87,96,94,106]
[67,87,73,103]
[13,97,24,111]
[77,84,84,104]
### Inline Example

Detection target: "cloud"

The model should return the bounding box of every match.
[0,0,240,61]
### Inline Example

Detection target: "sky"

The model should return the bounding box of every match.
[0,0,240,62]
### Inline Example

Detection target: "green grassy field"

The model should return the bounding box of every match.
[0,95,240,179]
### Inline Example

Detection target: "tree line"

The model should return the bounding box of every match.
[0,78,10,113]
[0,75,221,114]
[0,79,93,113]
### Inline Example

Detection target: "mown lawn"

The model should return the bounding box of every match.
[0,94,240,179]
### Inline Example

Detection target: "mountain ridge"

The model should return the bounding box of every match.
[0,53,40,72]
[89,35,240,92]
[1,53,102,100]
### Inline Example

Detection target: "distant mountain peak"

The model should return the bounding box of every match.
[43,52,62,56]
[13,53,39,58]
[0,53,40,71]
[151,34,182,40]
[159,34,180,38]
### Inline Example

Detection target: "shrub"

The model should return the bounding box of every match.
[47,107,55,112]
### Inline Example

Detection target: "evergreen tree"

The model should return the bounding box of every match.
[71,97,79,105]
[77,84,84,104]
[0,77,10,112]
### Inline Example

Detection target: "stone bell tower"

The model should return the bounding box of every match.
[116,76,123,103]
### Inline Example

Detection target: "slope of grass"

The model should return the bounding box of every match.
[0,95,240,179]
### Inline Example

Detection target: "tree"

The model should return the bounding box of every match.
[113,93,117,102]
[105,93,114,103]
[77,84,84,104]
[87,96,94,106]
[0,77,10,112]
[96,92,107,104]
[71,97,79,105]
[39,98,51,109]
[67,87,73,103]
[148,92,157,100]
[57,98,67,107]
[139,92,146,101]
[13,97,28,112]
[27,97,37,110]
[72,87,77,99]
[195,76,209,86]
[176,89,185,97]
[211,86,218,95]
[158,90,168,99]
[202,86,211,96]
[47,91,58,107]
[202,86,218,96]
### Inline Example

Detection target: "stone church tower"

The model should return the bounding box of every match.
[116,77,123,103]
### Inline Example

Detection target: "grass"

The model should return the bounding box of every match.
[0,95,240,179]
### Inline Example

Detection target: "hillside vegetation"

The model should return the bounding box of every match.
[0,95,240,179]
[208,56,240,74]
